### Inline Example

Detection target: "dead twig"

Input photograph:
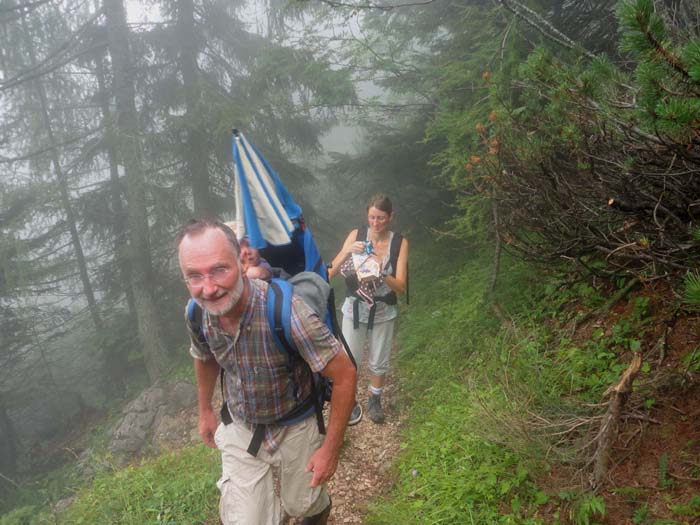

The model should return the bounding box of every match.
[572,278,640,332]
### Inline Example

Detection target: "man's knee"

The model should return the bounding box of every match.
[284,488,329,519]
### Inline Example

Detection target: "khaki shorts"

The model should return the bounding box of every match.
[214,416,330,524]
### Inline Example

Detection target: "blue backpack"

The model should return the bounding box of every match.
[186,273,351,456]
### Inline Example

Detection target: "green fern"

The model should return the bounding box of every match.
[683,272,700,307]
[658,453,673,489]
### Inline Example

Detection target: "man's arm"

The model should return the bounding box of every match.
[305,349,357,487]
[194,357,221,448]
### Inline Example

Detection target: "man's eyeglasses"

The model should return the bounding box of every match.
[184,266,232,287]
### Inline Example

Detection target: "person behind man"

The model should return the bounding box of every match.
[239,236,273,280]
[328,194,408,425]
[177,219,356,525]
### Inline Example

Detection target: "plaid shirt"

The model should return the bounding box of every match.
[187,279,341,453]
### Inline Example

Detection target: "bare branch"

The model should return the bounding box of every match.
[497,0,596,59]
[316,0,437,11]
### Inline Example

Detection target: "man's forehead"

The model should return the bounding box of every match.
[179,227,234,257]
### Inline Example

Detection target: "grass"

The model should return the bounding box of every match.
[366,237,552,524]
[3,235,660,524]
[24,446,221,525]
[365,235,656,524]
[65,445,219,524]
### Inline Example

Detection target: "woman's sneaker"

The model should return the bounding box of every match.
[348,402,363,426]
[368,394,385,424]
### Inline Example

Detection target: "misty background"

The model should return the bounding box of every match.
[0,0,454,495]
[6,0,697,521]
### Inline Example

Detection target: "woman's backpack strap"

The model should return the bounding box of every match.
[388,232,408,304]
[388,232,402,278]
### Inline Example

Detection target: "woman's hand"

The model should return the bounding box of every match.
[349,241,366,254]
[329,229,361,278]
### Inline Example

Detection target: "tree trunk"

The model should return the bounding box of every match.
[0,393,17,479]
[94,50,131,396]
[21,18,103,334]
[104,0,168,382]
[177,0,212,215]
[96,52,136,317]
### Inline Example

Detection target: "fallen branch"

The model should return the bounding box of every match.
[667,471,700,482]
[0,471,19,489]
[573,277,640,332]
[590,353,643,491]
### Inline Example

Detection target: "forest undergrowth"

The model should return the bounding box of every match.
[4,235,700,525]
[365,236,700,525]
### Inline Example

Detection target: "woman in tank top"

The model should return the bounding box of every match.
[328,194,409,424]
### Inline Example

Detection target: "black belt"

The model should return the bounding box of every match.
[220,391,320,457]
[351,293,396,330]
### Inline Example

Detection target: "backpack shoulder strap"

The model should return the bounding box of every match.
[356,224,367,242]
[187,299,231,426]
[265,278,327,437]
[266,278,298,360]
[186,298,207,345]
[388,232,403,277]
[388,232,409,304]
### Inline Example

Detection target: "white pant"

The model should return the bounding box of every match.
[214,417,330,524]
[341,316,395,376]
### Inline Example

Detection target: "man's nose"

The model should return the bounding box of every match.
[200,277,219,296]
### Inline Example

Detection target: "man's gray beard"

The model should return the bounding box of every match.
[198,273,244,316]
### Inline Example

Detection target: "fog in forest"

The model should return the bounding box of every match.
[0,0,451,495]
[6,0,699,521]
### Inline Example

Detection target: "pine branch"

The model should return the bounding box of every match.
[635,11,689,79]
[0,11,103,92]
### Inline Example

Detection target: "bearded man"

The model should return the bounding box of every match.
[177,219,356,525]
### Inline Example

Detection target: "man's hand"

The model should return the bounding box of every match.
[305,443,339,487]
[194,358,221,448]
[199,408,218,448]
[304,349,356,488]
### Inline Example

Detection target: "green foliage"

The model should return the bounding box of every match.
[657,453,674,490]
[681,348,700,373]
[371,232,664,523]
[425,0,700,279]
[682,272,700,307]
[669,495,700,518]
[573,493,606,525]
[58,446,219,524]
[0,506,35,525]
[367,238,549,524]
[631,503,649,523]
[618,0,667,56]
[683,41,700,82]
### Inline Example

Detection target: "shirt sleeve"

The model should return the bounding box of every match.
[184,304,213,361]
[289,295,342,373]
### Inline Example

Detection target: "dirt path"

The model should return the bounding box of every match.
[325,368,404,524]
